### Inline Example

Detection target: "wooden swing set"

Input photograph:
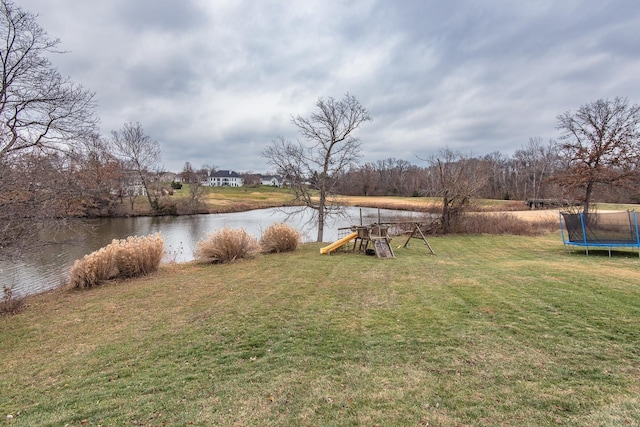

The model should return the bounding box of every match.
[343,221,436,258]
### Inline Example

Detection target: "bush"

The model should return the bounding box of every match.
[260,223,301,253]
[195,227,259,263]
[1,286,24,315]
[68,233,164,289]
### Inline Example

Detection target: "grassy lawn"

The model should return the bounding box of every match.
[2,233,640,426]
[199,185,298,213]
[124,185,298,215]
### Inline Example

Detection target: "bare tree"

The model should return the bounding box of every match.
[478,151,509,200]
[111,122,161,211]
[554,97,640,213]
[71,134,127,214]
[428,149,486,233]
[241,172,262,187]
[0,0,97,259]
[514,137,560,201]
[0,152,82,258]
[0,0,97,158]
[263,94,372,242]
[180,161,198,184]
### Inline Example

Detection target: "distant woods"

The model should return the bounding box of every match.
[333,141,562,201]
[333,133,640,208]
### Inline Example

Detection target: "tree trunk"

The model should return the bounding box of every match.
[316,192,326,242]
[583,181,594,214]
[441,196,451,234]
[141,174,154,210]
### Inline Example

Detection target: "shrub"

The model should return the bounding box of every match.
[68,233,164,289]
[1,286,24,315]
[260,223,301,253]
[195,227,259,263]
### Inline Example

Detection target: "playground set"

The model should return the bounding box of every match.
[320,221,435,258]
[319,208,640,259]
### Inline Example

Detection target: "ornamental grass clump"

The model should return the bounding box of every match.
[68,233,164,289]
[195,227,260,263]
[260,223,301,253]
[113,233,165,278]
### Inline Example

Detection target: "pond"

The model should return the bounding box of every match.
[2,206,430,297]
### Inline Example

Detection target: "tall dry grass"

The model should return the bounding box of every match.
[68,233,164,289]
[194,227,260,263]
[260,223,301,253]
[113,234,165,278]
[461,212,557,236]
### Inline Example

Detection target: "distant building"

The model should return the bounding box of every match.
[260,174,285,187]
[206,170,243,187]
[158,172,178,183]
[123,170,147,196]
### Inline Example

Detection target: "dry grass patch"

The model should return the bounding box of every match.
[463,212,557,236]
[67,233,164,289]
[342,195,441,212]
[194,227,260,263]
[260,223,301,253]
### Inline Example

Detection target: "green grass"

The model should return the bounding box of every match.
[172,184,297,212]
[117,184,297,215]
[2,233,640,426]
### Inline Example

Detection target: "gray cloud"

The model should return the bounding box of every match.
[17,0,640,173]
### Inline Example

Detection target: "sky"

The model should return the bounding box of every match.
[17,0,640,173]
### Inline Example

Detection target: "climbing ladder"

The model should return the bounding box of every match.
[351,224,395,258]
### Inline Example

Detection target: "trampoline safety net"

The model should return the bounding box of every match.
[560,211,640,245]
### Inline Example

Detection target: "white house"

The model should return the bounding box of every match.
[260,175,284,187]
[206,170,243,187]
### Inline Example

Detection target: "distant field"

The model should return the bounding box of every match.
[2,233,640,425]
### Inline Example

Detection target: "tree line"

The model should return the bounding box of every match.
[332,133,638,206]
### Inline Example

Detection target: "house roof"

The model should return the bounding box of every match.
[210,170,241,178]
[260,174,282,181]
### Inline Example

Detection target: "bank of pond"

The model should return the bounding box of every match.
[2,207,426,297]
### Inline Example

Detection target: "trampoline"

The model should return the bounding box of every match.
[559,210,640,257]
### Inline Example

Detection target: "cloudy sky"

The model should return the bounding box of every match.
[18,0,640,173]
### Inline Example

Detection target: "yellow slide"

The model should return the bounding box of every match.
[320,232,359,255]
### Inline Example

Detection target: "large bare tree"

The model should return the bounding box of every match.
[111,122,161,211]
[555,97,640,213]
[263,94,371,242]
[0,0,97,158]
[0,0,97,260]
[428,149,487,234]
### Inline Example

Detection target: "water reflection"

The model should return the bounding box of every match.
[2,206,427,296]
